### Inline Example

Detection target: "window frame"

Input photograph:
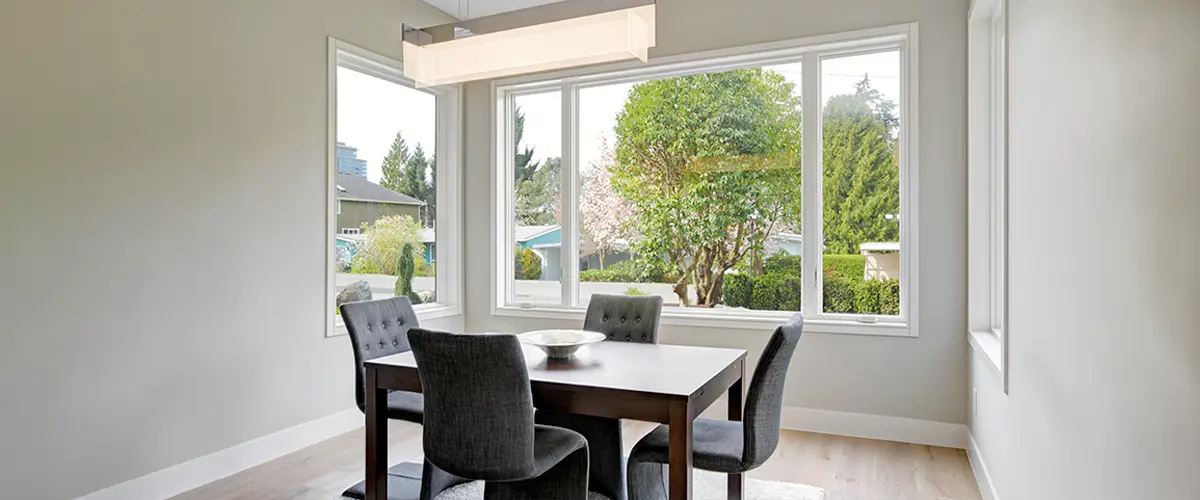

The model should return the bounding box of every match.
[490,24,920,337]
[326,38,463,337]
[967,0,1008,390]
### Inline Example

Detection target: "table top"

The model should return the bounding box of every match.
[366,340,747,400]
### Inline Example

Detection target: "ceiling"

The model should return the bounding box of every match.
[421,0,570,20]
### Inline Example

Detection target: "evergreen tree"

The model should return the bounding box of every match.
[821,77,900,255]
[402,144,428,201]
[423,153,437,227]
[380,132,409,192]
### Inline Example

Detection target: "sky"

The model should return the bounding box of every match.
[518,50,901,174]
[336,67,437,184]
[335,50,901,184]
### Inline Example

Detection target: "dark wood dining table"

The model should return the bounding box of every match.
[362,340,749,500]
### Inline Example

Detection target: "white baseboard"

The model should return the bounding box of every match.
[700,399,968,449]
[76,408,363,500]
[967,433,1000,500]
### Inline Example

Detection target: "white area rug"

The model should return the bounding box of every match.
[431,470,824,500]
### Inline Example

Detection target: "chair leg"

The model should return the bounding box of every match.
[536,410,625,500]
[626,454,667,500]
[420,459,469,500]
[484,446,589,500]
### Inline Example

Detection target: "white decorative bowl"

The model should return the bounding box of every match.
[518,329,606,359]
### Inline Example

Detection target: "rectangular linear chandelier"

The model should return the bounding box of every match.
[403,0,656,87]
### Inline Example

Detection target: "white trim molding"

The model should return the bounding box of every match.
[75,408,363,500]
[700,400,968,449]
[968,433,1001,500]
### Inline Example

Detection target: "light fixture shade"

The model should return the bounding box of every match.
[403,5,655,87]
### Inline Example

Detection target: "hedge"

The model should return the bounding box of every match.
[726,272,899,315]
[580,259,671,283]
[761,254,867,281]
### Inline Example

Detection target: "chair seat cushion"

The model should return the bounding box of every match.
[385,390,425,422]
[629,418,745,473]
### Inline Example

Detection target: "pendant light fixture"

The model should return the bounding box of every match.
[403,0,656,87]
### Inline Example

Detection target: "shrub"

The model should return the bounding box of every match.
[822,276,857,313]
[763,254,803,276]
[879,279,900,315]
[580,259,671,283]
[624,286,649,296]
[515,248,543,280]
[750,273,802,311]
[824,254,867,281]
[394,243,422,304]
[351,215,426,275]
[723,273,753,308]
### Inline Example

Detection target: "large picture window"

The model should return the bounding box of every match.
[494,25,917,336]
[328,39,460,336]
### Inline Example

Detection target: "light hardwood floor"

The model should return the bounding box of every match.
[172,420,981,500]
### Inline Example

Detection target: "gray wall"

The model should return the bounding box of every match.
[464,0,970,424]
[970,0,1200,499]
[0,1,458,498]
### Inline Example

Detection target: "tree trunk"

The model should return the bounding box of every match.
[673,280,691,307]
[598,248,607,269]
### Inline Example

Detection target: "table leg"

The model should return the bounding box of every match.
[727,361,745,500]
[365,368,388,500]
[668,401,693,500]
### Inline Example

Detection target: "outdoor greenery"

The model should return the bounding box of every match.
[724,253,899,315]
[380,132,437,227]
[394,242,423,304]
[350,214,427,275]
[514,247,543,280]
[513,106,562,225]
[610,68,804,307]
[579,259,671,284]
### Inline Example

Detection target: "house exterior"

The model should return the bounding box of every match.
[335,173,424,234]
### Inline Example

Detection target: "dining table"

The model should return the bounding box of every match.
[362,338,749,500]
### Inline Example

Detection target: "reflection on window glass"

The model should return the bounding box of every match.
[820,50,902,316]
[573,65,803,311]
[511,91,562,305]
[333,60,437,319]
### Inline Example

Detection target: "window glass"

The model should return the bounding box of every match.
[334,61,437,319]
[819,50,902,316]
[510,91,562,305]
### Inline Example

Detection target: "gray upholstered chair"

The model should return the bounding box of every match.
[626,314,804,500]
[339,297,466,500]
[407,328,591,500]
[537,294,663,500]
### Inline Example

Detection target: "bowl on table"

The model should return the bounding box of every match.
[517,329,606,359]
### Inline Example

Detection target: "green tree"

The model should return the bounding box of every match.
[401,143,428,200]
[380,132,409,192]
[515,156,560,225]
[514,105,538,183]
[821,76,900,255]
[423,153,437,227]
[514,247,543,280]
[611,68,803,307]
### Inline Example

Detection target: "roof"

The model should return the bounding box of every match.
[515,225,558,242]
[859,241,901,253]
[335,173,424,206]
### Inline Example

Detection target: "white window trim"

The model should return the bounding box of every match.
[967,0,1008,390]
[326,38,463,337]
[490,24,920,338]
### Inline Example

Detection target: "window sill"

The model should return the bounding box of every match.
[328,303,461,337]
[494,305,912,337]
[968,329,1003,377]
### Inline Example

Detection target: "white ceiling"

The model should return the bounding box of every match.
[421,0,570,20]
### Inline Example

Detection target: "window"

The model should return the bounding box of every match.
[328,38,461,336]
[494,25,918,336]
[968,0,1007,386]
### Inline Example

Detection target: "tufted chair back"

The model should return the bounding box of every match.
[742,313,804,469]
[340,297,421,413]
[582,294,663,344]
[407,329,537,480]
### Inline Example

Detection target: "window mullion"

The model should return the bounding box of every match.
[560,83,579,308]
[800,55,823,318]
